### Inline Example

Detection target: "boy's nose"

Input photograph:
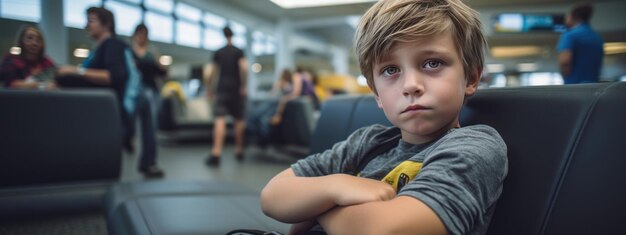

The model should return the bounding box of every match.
[402,72,424,96]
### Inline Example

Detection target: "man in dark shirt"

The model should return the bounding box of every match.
[205,26,248,166]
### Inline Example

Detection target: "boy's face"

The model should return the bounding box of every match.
[372,30,479,145]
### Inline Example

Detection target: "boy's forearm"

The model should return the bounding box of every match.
[318,196,448,235]
[261,169,339,223]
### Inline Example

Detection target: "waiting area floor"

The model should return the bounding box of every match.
[122,134,299,193]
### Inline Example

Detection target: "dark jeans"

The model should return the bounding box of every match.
[123,90,157,167]
[246,98,279,147]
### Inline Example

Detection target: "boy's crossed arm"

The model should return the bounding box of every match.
[260,168,447,235]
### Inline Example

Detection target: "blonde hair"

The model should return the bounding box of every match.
[355,0,486,94]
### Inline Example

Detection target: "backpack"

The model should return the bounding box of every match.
[122,48,142,115]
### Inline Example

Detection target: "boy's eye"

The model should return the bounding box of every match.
[382,66,400,76]
[424,60,442,69]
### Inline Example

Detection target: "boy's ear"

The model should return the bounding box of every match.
[374,94,384,109]
[465,68,482,96]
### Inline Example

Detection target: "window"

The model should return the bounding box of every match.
[104,1,142,36]
[176,21,201,47]
[144,0,173,14]
[1,0,40,22]
[266,35,276,54]
[204,12,226,28]
[252,31,265,56]
[145,11,173,43]
[204,28,225,50]
[119,0,141,4]
[64,0,101,28]
[175,2,201,22]
[230,20,247,48]
[252,31,276,56]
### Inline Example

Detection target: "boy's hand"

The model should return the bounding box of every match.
[330,174,396,206]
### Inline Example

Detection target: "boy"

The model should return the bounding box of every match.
[260,0,508,235]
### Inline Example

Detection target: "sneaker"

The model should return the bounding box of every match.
[206,155,220,166]
[138,165,164,178]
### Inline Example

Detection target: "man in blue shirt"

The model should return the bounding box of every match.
[556,2,604,84]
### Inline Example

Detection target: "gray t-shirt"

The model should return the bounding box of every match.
[292,124,508,235]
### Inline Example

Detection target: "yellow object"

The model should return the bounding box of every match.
[381,161,423,192]
[317,74,372,95]
[161,81,186,104]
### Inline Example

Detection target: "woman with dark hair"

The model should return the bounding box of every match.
[131,23,167,124]
[57,7,164,177]
[0,25,56,89]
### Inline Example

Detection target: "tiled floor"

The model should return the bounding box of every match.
[120,132,301,192]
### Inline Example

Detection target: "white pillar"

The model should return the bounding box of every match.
[244,29,257,98]
[275,18,293,79]
[330,44,349,75]
[40,0,68,64]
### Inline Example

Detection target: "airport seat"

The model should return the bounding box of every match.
[274,97,316,147]
[0,89,122,220]
[308,82,626,235]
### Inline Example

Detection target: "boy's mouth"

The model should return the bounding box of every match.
[402,104,428,113]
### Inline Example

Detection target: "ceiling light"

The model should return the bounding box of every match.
[252,63,262,73]
[73,48,89,58]
[9,47,21,55]
[491,46,542,58]
[270,0,376,9]
[486,64,505,73]
[517,63,539,72]
[159,55,173,66]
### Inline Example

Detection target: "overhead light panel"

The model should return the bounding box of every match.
[486,64,505,73]
[517,62,539,72]
[491,46,542,58]
[159,55,173,66]
[9,47,21,55]
[73,48,89,58]
[605,42,626,55]
[270,0,376,9]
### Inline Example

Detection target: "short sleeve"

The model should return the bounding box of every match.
[291,125,392,177]
[237,48,244,60]
[398,126,508,235]
[556,32,573,53]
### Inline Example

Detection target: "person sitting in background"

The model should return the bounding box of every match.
[270,67,317,125]
[557,2,604,84]
[0,25,56,89]
[56,7,163,177]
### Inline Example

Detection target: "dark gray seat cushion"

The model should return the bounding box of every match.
[105,181,290,235]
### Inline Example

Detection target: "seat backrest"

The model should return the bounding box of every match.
[541,82,626,234]
[279,97,316,147]
[0,89,122,187]
[310,95,391,154]
[460,83,612,235]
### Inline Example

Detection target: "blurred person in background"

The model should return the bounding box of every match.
[0,25,56,89]
[557,2,604,84]
[205,26,248,166]
[125,23,167,153]
[56,7,163,177]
